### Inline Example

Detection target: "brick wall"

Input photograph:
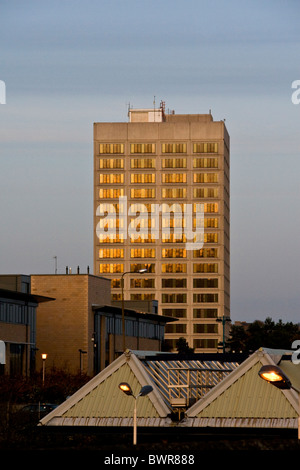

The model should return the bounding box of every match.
[31,274,111,375]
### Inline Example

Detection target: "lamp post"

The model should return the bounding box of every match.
[121,268,147,351]
[216,315,231,353]
[41,353,47,385]
[258,364,300,440]
[79,349,87,374]
[119,382,153,445]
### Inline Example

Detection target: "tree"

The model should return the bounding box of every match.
[176,337,194,355]
[227,317,300,353]
[225,324,248,352]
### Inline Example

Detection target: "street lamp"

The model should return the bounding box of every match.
[79,349,87,374]
[121,268,148,351]
[216,315,231,353]
[119,382,153,445]
[41,353,47,385]
[258,364,300,439]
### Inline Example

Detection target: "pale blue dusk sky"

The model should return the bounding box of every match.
[0,0,299,323]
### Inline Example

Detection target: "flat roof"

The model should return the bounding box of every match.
[0,288,55,304]
[92,304,176,323]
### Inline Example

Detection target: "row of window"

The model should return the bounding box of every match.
[160,233,219,243]
[162,308,218,318]
[161,294,219,304]
[130,278,155,288]
[111,293,157,301]
[193,294,219,303]
[193,339,218,349]
[98,232,218,245]
[99,142,219,154]
[111,293,220,304]
[111,278,218,289]
[165,338,219,350]
[99,247,219,259]
[98,188,219,199]
[98,217,219,229]
[165,324,219,334]
[96,202,219,215]
[104,314,165,340]
[98,233,219,246]
[98,158,219,169]
[99,173,219,184]
[99,217,200,230]
[0,302,35,325]
[99,263,219,273]
[162,293,187,303]
[98,229,217,241]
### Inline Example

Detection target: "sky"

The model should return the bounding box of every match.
[0,0,299,324]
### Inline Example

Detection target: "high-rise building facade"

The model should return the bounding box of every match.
[93,104,230,352]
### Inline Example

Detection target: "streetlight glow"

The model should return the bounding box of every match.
[260,371,283,383]
[119,382,133,395]
[41,353,48,385]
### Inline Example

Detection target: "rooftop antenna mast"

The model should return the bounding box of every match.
[127,102,132,120]
[53,256,57,274]
[160,100,166,121]
[153,96,156,122]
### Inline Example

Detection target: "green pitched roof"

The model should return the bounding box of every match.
[39,351,170,427]
[64,363,158,419]
[185,348,299,429]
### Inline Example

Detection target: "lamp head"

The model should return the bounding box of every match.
[138,268,147,274]
[258,365,292,389]
[139,385,153,396]
[119,382,133,396]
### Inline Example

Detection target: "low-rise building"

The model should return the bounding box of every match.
[0,275,53,376]
[31,273,111,375]
[31,273,173,375]
[93,304,175,371]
